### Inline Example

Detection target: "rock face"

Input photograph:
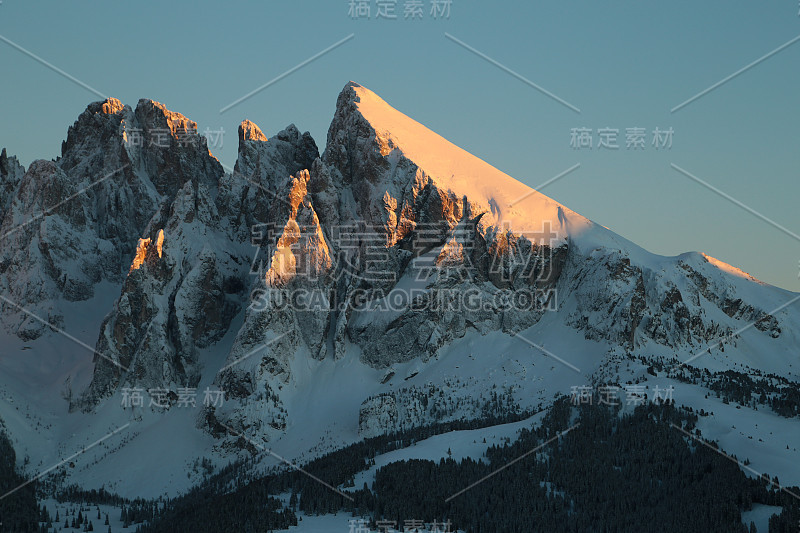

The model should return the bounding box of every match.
[0,148,25,223]
[0,98,224,340]
[319,83,567,368]
[77,118,320,409]
[2,83,794,443]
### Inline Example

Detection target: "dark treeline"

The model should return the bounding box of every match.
[358,400,798,532]
[54,485,129,508]
[135,409,540,532]
[137,398,800,532]
[638,354,800,419]
[0,427,44,532]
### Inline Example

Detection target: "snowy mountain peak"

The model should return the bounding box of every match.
[700,253,763,284]
[82,97,125,116]
[134,98,198,136]
[327,81,592,244]
[0,146,24,188]
[239,119,268,143]
[0,147,25,228]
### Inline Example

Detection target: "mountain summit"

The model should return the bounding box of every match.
[329,81,593,240]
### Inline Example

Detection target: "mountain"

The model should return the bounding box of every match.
[0,98,223,340]
[0,82,797,519]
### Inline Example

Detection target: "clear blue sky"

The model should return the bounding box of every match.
[0,0,798,290]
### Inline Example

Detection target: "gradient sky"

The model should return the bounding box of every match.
[0,0,798,290]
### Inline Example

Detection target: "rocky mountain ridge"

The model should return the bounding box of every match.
[0,82,795,447]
